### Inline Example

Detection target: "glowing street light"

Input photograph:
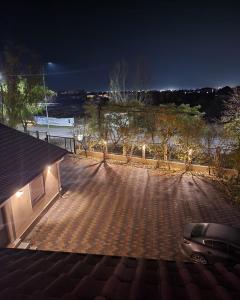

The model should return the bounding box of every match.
[42,62,54,134]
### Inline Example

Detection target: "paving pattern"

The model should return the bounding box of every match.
[24,156,240,261]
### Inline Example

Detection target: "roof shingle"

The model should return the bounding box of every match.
[0,123,67,204]
[0,248,239,300]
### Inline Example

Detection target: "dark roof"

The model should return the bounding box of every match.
[206,224,240,246]
[0,123,67,204]
[0,248,240,300]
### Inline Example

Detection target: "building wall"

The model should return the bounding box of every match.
[43,163,60,201]
[0,206,11,247]
[1,160,62,246]
[10,184,32,237]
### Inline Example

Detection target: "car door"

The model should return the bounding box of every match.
[203,239,214,262]
[228,245,240,264]
[211,241,229,262]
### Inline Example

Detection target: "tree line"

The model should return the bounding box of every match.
[0,50,239,181]
[81,61,240,181]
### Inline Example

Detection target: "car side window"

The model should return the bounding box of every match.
[229,245,240,257]
[204,240,213,248]
[212,241,227,252]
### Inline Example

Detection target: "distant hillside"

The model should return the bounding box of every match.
[45,86,235,121]
[147,86,234,121]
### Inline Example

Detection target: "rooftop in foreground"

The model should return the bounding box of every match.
[0,247,240,300]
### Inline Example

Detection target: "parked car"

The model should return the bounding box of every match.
[180,223,240,264]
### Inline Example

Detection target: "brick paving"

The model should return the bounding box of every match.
[24,156,240,261]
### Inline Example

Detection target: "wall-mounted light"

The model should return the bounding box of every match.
[77,134,83,141]
[16,190,23,198]
[47,165,51,171]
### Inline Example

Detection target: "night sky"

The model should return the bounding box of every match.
[1,0,240,91]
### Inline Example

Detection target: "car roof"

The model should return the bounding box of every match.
[205,223,240,246]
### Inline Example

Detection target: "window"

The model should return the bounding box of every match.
[229,245,240,257]
[212,241,227,252]
[0,207,9,247]
[30,174,45,206]
[204,240,213,248]
[191,224,205,237]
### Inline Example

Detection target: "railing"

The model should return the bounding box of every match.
[82,142,233,169]
[26,130,235,169]
[27,130,76,153]
[48,135,76,153]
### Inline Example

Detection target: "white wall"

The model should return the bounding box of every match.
[2,160,63,246]
[10,184,32,237]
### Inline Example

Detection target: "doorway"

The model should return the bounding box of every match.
[0,207,10,247]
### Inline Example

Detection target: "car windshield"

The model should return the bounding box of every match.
[191,224,206,238]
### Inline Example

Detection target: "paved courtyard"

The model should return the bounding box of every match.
[24,156,240,261]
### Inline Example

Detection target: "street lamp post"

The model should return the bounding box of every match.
[0,85,4,124]
[0,73,4,124]
[42,64,50,134]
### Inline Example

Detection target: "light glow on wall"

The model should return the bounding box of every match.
[16,190,23,198]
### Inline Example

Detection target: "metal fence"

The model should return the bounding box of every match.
[89,142,233,168]
[27,130,76,153]
[48,135,75,153]
[26,130,235,169]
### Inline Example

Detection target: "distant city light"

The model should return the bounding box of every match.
[159,87,178,92]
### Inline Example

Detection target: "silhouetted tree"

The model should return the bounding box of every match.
[109,60,128,104]
[1,45,54,131]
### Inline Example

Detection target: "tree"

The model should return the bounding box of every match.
[103,101,145,161]
[2,78,55,131]
[224,118,240,181]
[156,105,179,162]
[222,87,240,181]
[222,87,240,122]
[144,104,179,164]
[201,123,226,175]
[83,100,110,158]
[174,104,205,169]
[105,111,129,147]
[106,59,147,159]
[135,57,151,103]
[1,45,54,131]
[108,60,128,104]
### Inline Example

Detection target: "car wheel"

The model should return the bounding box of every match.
[191,253,208,264]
